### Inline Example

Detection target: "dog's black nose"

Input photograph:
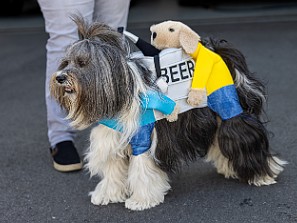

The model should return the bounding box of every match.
[56,74,67,84]
[152,32,157,40]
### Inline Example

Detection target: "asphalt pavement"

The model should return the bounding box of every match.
[0,0,297,222]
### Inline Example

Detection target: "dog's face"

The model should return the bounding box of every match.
[50,17,135,129]
[150,20,201,54]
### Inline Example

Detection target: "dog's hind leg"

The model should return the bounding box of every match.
[207,135,287,186]
[125,130,171,211]
[248,156,287,186]
[85,125,129,205]
[218,115,287,186]
[206,133,238,180]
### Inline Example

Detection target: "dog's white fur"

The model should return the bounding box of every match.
[85,124,171,211]
[86,125,129,205]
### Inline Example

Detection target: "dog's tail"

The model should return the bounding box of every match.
[155,108,217,172]
[217,113,285,184]
[202,38,266,117]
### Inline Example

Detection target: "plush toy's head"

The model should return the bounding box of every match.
[150,20,201,54]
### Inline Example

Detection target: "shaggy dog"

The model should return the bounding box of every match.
[50,16,286,211]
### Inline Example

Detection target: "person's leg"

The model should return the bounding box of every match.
[38,0,95,171]
[38,0,94,147]
[93,0,130,30]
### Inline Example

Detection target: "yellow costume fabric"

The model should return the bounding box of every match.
[190,42,234,95]
[190,42,243,120]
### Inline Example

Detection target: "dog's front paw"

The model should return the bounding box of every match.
[90,180,127,205]
[90,190,110,206]
[166,104,179,122]
[125,196,163,211]
[187,88,205,106]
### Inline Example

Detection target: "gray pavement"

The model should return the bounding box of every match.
[1,1,297,222]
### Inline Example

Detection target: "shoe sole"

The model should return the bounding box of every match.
[53,161,83,172]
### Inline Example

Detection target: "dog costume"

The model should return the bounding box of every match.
[99,90,176,155]
[124,30,208,113]
[190,42,243,120]
[124,28,242,121]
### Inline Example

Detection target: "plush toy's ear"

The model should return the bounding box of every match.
[179,24,201,54]
[150,25,155,32]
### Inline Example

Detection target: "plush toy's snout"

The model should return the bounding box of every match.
[150,21,181,50]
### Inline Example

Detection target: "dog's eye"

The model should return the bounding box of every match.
[169,28,175,32]
[77,59,87,68]
[58,60,69,69]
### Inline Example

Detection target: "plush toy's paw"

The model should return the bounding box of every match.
[187,88,205,106]
[166,104,179,122]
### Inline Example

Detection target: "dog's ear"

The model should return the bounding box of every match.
[179,24,201,54]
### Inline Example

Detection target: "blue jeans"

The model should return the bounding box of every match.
[130,123,155,156]
[207,85,243,120]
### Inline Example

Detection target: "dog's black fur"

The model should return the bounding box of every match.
[155,108,217,172]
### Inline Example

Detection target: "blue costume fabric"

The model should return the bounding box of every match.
[99,90,176,156]
[207,85,243,120]
[130,123,155,156]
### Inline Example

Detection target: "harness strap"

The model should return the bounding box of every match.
[154,55,161,78]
